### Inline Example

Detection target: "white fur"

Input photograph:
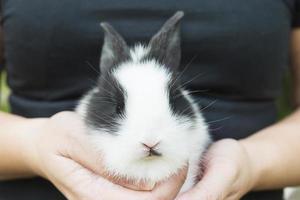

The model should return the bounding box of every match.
[77,46,210,193]
[129,44,150,63]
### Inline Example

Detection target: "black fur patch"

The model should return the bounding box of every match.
[168,78,195,120]
[85,72,126,134]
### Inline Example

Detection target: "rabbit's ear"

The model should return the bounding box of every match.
[147,11,184,71]
[100,23,130,73]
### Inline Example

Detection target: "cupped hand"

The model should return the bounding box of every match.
[176,139,258,200]
[22,111,187,200]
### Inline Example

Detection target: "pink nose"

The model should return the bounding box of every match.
[141,142,160,149]
[141,142,162,157]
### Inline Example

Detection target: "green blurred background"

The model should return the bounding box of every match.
[0,71,294,117]
[0,72,10,112]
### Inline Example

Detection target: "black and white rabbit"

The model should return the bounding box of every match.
[76,11,210,193]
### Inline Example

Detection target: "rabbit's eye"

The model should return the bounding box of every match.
[116,103,124,115]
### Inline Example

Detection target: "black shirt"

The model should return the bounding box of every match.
[0,0,300,199]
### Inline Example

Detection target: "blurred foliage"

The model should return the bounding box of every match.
[0,71,10,112]
[277,72,293,119]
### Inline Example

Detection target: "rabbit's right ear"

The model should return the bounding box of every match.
[147,11,184,71]
[100,23,130,73]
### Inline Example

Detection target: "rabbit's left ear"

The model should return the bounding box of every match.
[99,23,130,73]
[147,11,184,71]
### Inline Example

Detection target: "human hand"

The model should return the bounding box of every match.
[21,111,187,200]
[176,139,258,200]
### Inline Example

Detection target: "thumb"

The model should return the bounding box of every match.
[152,166,188,200]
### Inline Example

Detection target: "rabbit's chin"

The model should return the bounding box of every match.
[102,155,186,184]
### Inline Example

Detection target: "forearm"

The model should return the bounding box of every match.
[0,112,44,180]
[240,108,300,190]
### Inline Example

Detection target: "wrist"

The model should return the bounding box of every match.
[18,117,49,178]
[0,114,49,180]
[239,138,272,191]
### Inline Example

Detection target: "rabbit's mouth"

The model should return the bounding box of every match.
[142,153,163,161]
[148,149,162,157]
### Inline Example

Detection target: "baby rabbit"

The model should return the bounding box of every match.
[76,11,210,192]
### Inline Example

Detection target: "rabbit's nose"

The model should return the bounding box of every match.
[141,142,160,150]
[141,142,162,157]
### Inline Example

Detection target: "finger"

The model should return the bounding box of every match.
[176,164,235,200]
[119,179,155,191]
[51,154,156,200]
[56,116,106,174]
[46,155,98,200]
[152,166,188,199]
